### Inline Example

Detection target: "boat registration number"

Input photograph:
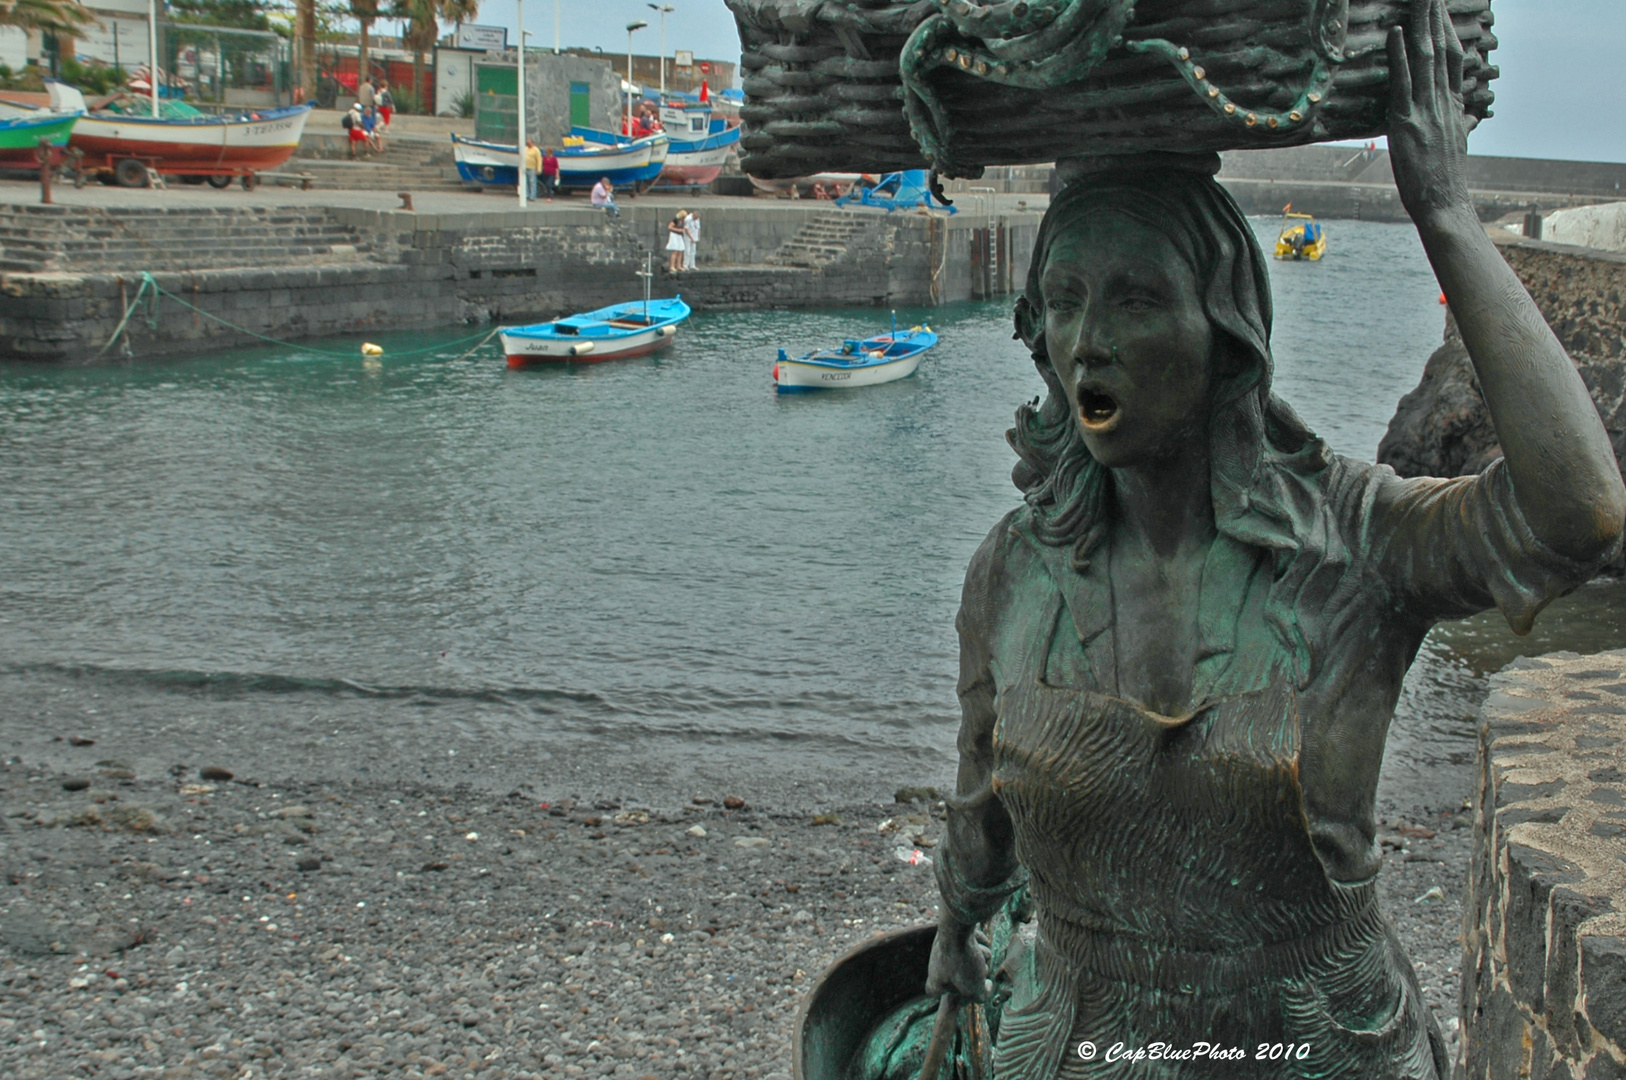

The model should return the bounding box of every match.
[820,372,852,382]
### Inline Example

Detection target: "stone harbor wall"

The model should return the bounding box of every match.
[1462,651,1626,1080]
[1377,235,1626,505]
[0,203,1041,362]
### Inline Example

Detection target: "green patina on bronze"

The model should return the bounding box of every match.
[767,1,1626,1077]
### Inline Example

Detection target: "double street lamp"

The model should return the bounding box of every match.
[647,3,674,100]
[625,20,647,130]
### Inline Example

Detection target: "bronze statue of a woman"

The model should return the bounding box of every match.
[913,2,1626,1077]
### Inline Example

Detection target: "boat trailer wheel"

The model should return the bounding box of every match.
[113,158,150,188]
[207,175,233,189]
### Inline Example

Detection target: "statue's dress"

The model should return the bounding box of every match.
[945,445,1613,1080]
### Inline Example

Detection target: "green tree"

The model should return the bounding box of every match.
[167,0,270,30]
[389,0,436,112]
[350,0,376,87]
[0,0,94,35]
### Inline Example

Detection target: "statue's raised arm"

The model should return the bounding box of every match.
[1386,0,1625,566]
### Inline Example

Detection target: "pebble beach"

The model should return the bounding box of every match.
[1,746,1473,1080]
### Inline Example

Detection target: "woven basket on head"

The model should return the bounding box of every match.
[728,0,1496,178]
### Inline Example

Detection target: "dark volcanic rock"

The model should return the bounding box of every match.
[1376,327,1503,479]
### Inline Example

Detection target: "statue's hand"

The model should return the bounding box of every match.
[925,920,992,1003]
[1386,0,1474,224]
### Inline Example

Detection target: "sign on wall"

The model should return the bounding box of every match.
[454,24,508,52]
[674,50,694,68]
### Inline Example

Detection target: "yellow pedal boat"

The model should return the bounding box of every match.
[1274,211,1327,261]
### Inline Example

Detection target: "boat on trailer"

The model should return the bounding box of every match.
[0,111,80,168]
[773,316,939,393]
[451,130,669,192]
[500,257,690,367]
[651,103,742,188]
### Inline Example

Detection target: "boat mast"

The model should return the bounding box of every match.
[637,253,653,323]
[148,0,160,117]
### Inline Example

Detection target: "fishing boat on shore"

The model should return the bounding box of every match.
[6,84,308,186]
[0,111,80,168]
[772,316,938,393]
[652,102,741,188]
[452,130,669,192]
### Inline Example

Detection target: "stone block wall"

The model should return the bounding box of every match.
[1462,651,1626,1080]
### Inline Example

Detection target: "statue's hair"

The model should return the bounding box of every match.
[1009,163,1314,569]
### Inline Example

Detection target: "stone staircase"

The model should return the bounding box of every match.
[768,211,872,268]
[270,156,467,191]
[0,205,380,273]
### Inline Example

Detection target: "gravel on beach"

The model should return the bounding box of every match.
[1,755,1473,1080]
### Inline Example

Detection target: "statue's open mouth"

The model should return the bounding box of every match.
[1080,389,1120,432]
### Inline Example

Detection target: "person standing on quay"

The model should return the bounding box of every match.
[541,147,559,201]
[524,138,542,202]
[665,209,689,272]
[376,81,394,130]
[683,210,701,271]
[357,75,375,112]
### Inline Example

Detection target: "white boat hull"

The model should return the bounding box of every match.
[502,324,677,364]
[775,351,924,390]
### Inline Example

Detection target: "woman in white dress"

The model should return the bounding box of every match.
[665,210,689,273]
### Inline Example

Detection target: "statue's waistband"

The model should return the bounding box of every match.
[1038,903,1388,994]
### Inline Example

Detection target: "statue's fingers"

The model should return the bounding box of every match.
[1430,0,1453,101]
[1387,26,1413,121]
[1408,0,1435,108]
[1444,10,1466,100]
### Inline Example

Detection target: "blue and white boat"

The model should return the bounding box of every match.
[653,103,741,188]
[451,129,669,191]
[773,317,939,392]
[501,258,689,367]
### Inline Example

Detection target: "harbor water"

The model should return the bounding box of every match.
[2,218,1622,809]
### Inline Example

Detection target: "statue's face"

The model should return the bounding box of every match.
[1041,213,1216,468]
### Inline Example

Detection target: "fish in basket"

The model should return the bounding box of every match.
[727,0,1498,177]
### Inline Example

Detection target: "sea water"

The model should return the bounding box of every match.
[1,218,1620,808]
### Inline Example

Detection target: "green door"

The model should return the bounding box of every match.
[569,82,591,130]
[475,64,519,142]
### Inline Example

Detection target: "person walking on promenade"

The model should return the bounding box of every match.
[376,81,394,129]
[541,147,559,201]
[524,138,542,202]
[344,102,365,158]
[591,177,619,219]
[683,210,701,271]
[665,209,689,272]
[357,76,375,111]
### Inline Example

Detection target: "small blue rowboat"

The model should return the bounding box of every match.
[773,317,939,393]
[500,296,690,367]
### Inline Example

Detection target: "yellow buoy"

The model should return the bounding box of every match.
[361,343,383,356]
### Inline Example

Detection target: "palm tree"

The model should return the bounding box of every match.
[440,0,476,35]
[351,0,379,90]
[0,0,94,34]
[391,0,439,113]
[295,0,316,102]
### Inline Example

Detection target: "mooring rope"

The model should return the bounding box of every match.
[95,271,503,362]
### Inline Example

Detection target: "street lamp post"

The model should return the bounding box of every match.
[516,2,527,208]
[647,4,673,100]
[553,0,560,54]
[625,20,647,134]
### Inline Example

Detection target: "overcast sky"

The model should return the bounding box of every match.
[466,0,1624,163]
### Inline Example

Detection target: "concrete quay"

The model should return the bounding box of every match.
[0,182,1042,363]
